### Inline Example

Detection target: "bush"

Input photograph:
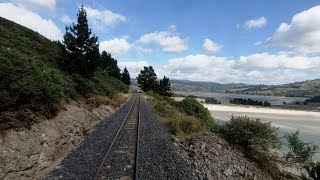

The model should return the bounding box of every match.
[150,96,203,136]
[73,69,129,97]
[0,48,75,110]
[305,162,320,179]
[220,116,281,178]
[176,97,213,127]
[221,116,280,152]
[285,130,318,164]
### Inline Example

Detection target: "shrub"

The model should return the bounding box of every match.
[220,116,281,178]
[176,97,213,127]
[0,48,75,110]
[221,116,280,153]
[72,69,129,97]
[150,96,202,136]
[285,130,318,164]
[305,162,320,179]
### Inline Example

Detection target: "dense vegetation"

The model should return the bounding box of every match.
[230,98,271,106]
[149,92,203,136]
[137,66,173,97]
[0,6,129,130]
[204,97,221,104]
[304,95,320,104]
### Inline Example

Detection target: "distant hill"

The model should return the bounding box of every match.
[171,79,320,97]
[131,78,320,97]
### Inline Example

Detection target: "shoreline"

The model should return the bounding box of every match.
[203,104,320,121]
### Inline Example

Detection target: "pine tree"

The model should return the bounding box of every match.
[100,51,121,79]
[137,66,158,92]
[121,67,131,85]
[158,76,173,96]
[63,4,100,76]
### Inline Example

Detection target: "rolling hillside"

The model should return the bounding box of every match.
[131,78,320,97]
[170,79,320,97]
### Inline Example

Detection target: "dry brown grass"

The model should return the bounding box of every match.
[84,93,129,111]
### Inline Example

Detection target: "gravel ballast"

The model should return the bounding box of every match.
[47,94,194,179]
[47,95,136,179]
[138,96,196,179]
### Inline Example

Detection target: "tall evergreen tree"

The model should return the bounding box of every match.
[158,76,173,96]
[100,51,121,79]
[137,66,158,92]
[63,4,100,76]
[121,67,131,85]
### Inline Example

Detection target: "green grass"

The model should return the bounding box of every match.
[147,92,203,136]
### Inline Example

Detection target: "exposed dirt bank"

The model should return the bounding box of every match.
[174,132,272,180]
[0,95,128,180]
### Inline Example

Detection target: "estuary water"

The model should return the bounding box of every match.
[204,104,320,160]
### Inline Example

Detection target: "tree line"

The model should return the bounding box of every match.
[59,5,131,86]
[230,98,271,106]
[137,66,173,96]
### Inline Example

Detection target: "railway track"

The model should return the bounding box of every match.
[94,93,141,180]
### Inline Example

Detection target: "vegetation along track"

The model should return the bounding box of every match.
[94,93,141,180]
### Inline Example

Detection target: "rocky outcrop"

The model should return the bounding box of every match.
[0,100,121,180]
[174,132,273,180]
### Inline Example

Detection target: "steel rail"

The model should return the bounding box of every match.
[93,94,138,180]
[134,94,141,180]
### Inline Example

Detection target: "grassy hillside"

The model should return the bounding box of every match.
[0,17,128,130]
[163,79,320,97]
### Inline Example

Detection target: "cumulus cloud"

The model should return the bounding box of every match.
[10,0,56,12]
[60,15,72,24]
[244,17,267,29]
[0,2,63,40]
[137,27,188,53]
[137,47,153,54]
[123,52,320,85]
[118,61,149,77]
[266,5,320,54]
[100,38,131,57]
[84,6,126,30]
[203,38,222,53]
[238,52,320,70]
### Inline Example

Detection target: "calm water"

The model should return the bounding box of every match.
[175,91,307,105]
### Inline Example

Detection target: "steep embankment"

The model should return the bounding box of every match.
[0,16,128,130]
[0,95,128,179]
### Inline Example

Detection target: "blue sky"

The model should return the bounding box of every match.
[1,0,320,84]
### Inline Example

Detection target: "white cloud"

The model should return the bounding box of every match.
[60,15,72,24]
[118,61,149,77]
[10,0,56,11]
[0,2,63,40]
[238,52,320,70]
[100,38,131,57]
[137,27,188,53]
[203,38,222,53]
[164,54,238,82]
[244,17,267,29]
[137,47,153,54]
[266,5,320,54]
[124,52,320,85]
[84,6,126,30]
